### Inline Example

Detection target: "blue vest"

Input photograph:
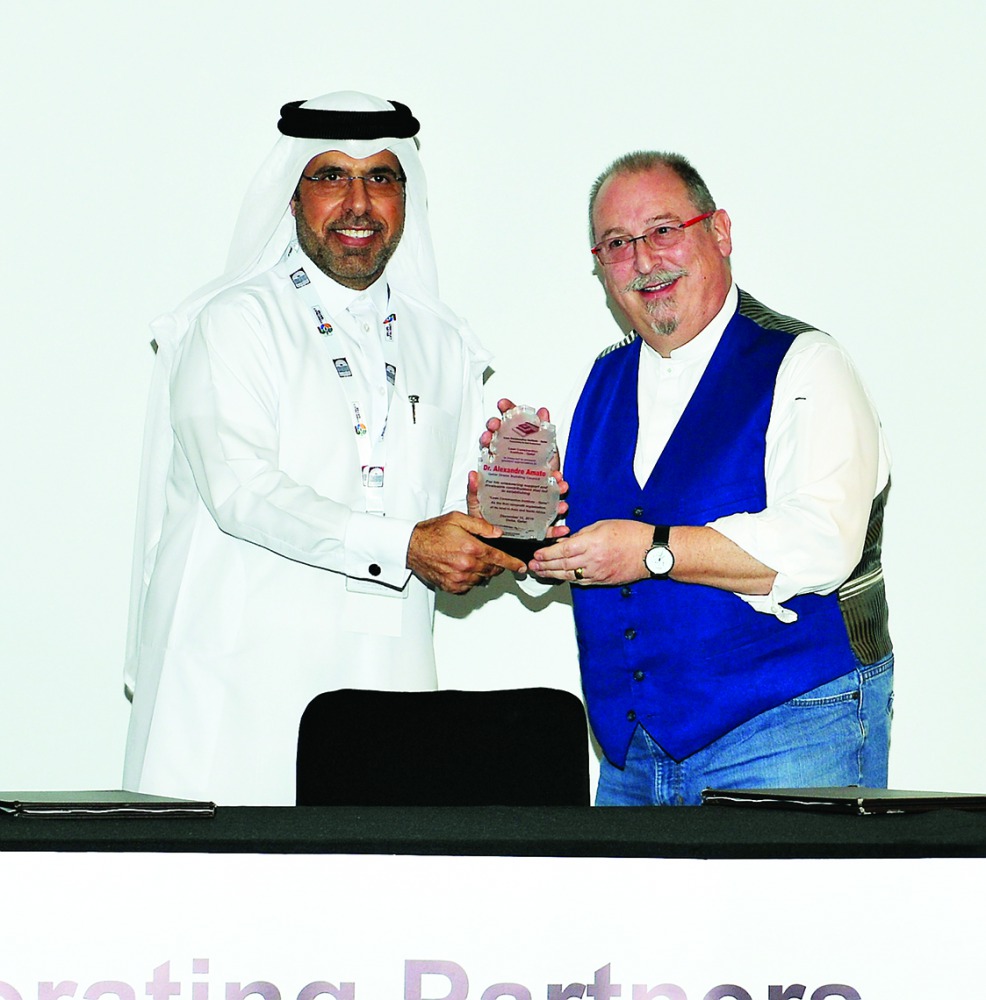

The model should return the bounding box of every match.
[565,301,856,766]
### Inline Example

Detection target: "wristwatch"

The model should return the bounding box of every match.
[644,525,675,579]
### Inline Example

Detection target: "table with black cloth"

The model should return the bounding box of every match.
[2,805,986,857]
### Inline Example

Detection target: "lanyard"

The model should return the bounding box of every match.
[286,248,399,515]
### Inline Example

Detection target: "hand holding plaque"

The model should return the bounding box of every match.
[477,405,561,561]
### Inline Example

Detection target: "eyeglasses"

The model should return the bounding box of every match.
[300,168,407,199]
[591,211,716,264]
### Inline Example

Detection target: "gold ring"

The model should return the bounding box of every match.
[574,567,585,581]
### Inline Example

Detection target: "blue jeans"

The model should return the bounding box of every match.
[595,654,894,806]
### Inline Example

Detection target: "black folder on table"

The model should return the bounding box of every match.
[701,786,986,816]
[0,790,215,819]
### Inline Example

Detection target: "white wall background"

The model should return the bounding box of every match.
[1,0,983,793]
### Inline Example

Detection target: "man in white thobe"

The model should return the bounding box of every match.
[123,92,524,805]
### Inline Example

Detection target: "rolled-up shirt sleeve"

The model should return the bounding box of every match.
[709,329,890,619]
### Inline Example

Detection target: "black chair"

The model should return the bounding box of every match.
[296,687,590,806]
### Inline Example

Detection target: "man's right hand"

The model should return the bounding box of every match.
[407,511,526,594]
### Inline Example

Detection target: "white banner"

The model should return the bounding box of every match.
[0,854,980,1000]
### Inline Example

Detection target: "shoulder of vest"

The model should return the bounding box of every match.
[737,288,819,337]
[595,330,638,360]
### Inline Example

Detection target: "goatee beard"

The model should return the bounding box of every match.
[624,267,686,338]
[648,316,679,337]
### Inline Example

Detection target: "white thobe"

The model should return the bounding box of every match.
[123,253,483,805]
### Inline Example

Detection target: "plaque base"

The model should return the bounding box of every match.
[481,536,556,563]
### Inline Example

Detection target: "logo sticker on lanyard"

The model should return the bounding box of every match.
[362,465,385,488]
[313,305,333,335]
[352,403,368,437]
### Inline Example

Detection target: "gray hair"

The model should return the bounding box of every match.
[588,151,717,243]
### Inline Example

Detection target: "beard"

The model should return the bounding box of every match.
[294,206,404,290]
[646,313,679,337]
[624,267,688,338]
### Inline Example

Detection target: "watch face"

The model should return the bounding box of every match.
[645,544,674,577]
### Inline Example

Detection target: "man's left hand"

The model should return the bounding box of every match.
[529,519,653,586]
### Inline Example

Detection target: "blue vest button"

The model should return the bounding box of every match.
[626,709,637,721]
[633,670,645,681]
[624,628,636,640]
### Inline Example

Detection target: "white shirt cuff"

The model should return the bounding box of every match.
[343,511,415,590]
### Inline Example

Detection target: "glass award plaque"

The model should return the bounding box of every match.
[478,405,560,561]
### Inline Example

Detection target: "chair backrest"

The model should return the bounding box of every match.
[296,687,590,806]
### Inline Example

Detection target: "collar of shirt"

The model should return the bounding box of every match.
[298,248,389,324]
[638,280,738,370]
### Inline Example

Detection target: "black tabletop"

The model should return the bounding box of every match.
[2,804,986,857]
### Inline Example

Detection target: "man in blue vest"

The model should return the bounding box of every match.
[523,151,893,806]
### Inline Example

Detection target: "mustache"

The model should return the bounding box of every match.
[624,268,688,293]
[330,211,383,231]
